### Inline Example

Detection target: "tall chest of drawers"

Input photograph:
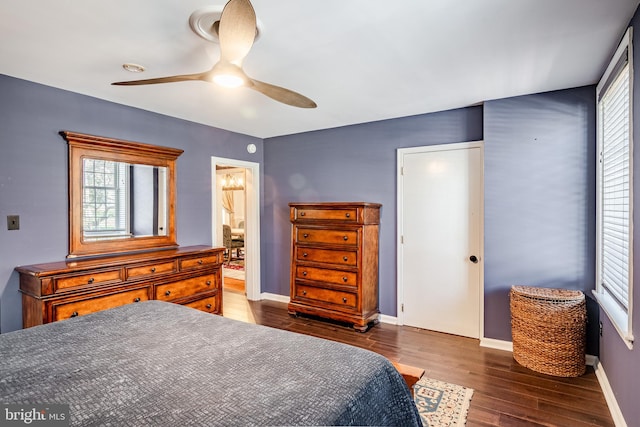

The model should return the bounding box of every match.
[17,245,224,328]
[288,202,381,331]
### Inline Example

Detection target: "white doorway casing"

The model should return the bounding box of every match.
[211,157,260,301]
[396,142,484,339]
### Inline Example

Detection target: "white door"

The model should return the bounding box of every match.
[398,142,483,338]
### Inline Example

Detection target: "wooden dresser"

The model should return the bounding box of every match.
[288,202,381,331]
[17,245,224,328]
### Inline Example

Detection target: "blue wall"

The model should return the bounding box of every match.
[484,88,597,344]
[0,75,262,333]
[262,108,483,314]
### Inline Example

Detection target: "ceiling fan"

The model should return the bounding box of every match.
[112,0,316,109]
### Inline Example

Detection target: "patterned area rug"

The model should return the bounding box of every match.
[413,376,473,427]
[225,259,244,270]
[223,260,244,280]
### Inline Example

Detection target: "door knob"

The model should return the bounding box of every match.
[469,255,479,263]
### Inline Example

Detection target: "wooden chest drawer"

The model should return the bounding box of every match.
[126,260,176,279]
[295,284,357,309]
[184,294,219,314]
[52,287,150,321]
[54,269,123,293]
[296,247,357,266]
[155,274,217,302]
[180,255,220,271]
[293,207,359,222]
[288,202,380,331]
[295,265,357,287]
[295,227,359,246]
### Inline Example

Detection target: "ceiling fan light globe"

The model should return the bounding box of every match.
[213,74,245,88]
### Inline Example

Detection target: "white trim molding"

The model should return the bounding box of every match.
[480,338,513,352]
[261,293,290,304]
[379,314,398,325]
[592,357,628,427]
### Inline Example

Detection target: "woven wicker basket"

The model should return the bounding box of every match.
[510,285,586,377]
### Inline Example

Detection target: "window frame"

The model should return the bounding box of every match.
[595,27,635,349]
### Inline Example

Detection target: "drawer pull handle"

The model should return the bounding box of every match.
[206,280,211,286]
[303,252,308,257]
[302,290,307,295]
[300,211,306,216]
[165,290,171,296]
[70,311,79,318]
[151,267,156,273]
[342,297,347,303]
[343,236,348,241]
[88,277,94,284]
[343,256,348,261]
[134,297,141,302]
[342,276,348,282]
[302,271,307,276]
[345,213,350,218]
[303,233,309,238]
[198,260,203,265]
[206,304,212,309]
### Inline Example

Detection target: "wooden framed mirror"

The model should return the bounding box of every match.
[61,131,183,258]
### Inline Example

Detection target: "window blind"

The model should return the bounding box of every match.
[600,59,631,311]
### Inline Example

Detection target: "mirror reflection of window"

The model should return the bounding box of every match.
[82,159,168,241]
[83,159,129,239]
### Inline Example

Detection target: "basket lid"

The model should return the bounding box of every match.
[511,285,584,302]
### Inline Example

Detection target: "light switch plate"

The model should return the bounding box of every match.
[7,215,19,230]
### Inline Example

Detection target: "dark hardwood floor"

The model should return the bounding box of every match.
[222,290,614,427]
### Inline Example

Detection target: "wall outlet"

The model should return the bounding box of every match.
[599,321,603,337]
[7,215,19,230]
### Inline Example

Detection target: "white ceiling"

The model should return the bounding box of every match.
[1,0,638,138]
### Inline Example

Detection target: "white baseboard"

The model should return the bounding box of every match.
[379,314,397,325]
[480,337,513,352]
[592,357,628,427]
[260,293,290,304]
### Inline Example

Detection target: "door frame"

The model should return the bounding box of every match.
[211,156,261,301]
[396,141,484,338]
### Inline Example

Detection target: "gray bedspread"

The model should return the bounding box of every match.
[0,301,422,426]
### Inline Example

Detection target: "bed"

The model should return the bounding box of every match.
[0,301,422,426]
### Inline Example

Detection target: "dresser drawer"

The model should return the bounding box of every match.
[126,260,176,279]
[184,294,219,314]
[179,255,220,271]
[54,269,123,293]
[52,287,150,321]
[295,265,357,287]
[296,247,357,266]
[295,227,359,246]
[295,284,357,309]
[293,207,359,222]
[155,274,217,301]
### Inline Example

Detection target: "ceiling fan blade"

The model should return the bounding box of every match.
[218,0,257,65]
[112,72,209,86]
[249,79,317,108]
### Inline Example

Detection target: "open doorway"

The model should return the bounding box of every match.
[218,166,246,294]
[211,157,260,302]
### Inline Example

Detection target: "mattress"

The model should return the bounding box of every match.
[0,301,422,426]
